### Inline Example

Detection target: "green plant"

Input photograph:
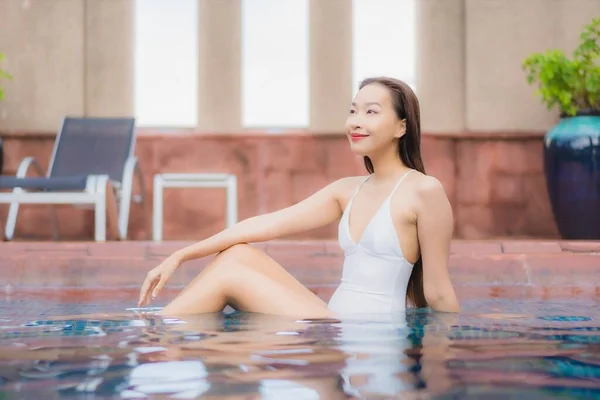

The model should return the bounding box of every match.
[523,17,600,116]
[0,52,12,101]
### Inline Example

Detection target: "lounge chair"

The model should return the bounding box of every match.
[0,117,148,242]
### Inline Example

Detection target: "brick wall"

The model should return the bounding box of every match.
[0,131,558,241]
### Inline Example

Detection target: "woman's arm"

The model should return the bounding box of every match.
[138,177,356,306]
[416,176,460,313]
[171,177,351,263]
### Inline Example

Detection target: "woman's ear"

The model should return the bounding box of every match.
[395,118,407,139]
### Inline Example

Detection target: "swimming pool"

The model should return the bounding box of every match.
[1,287,599,399]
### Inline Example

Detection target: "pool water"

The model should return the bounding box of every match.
[0,291,599,399]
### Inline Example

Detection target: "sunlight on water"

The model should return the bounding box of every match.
[0,293,599,399]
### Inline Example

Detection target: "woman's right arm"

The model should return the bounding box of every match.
[174,177,352,262]
[138,177,355,305]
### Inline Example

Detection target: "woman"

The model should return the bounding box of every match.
[138,76,460,317]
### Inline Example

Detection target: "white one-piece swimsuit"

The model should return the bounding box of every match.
[327,170,415,316]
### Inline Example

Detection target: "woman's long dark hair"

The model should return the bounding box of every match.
[359,77,428,309]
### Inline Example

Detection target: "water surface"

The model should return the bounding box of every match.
[1,290,599,399]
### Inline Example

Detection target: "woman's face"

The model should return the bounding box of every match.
[345,83,406,156]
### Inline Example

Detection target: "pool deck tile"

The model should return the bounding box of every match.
[501,240,563,254]
[1,239,599,289]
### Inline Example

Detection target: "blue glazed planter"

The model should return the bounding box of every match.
[544,111,600,239]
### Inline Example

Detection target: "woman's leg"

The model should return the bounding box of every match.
[158,244,332,318]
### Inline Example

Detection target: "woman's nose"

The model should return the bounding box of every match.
[347,115,362,130]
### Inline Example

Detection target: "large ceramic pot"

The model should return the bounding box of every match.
[544,110,600,239]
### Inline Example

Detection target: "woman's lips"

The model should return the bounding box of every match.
[350,133,368,142]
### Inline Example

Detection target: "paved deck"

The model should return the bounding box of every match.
[1,239,599,287]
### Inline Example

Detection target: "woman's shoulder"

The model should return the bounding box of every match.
[328,175,370,201]
[330,175,369,189]
[410,172,446,194]
[410,172,452,211]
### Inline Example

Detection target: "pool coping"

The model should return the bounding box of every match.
[0,240,599,290]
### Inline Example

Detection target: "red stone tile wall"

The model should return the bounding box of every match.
[0,130,559,241]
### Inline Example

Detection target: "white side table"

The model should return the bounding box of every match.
[152,173,238,242]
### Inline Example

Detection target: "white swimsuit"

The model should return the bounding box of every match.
[327,170,415,316]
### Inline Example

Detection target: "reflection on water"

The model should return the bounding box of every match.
[0,296,599,399]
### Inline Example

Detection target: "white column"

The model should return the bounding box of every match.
[309,0,353,132]
[197,0,242,132]
[85,0,134,117]
[416,0,466,133]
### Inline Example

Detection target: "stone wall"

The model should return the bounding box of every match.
[0,130,558,241]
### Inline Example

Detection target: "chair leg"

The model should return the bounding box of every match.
[106,182,120,241]
[5,198,20,241]
[94,197,106,243]
[93,177,118,242]
[139,178,151,241]
[144,192,151,240]
[226,175,238,228]
[0,214,5,241]
[118,189,130,241]
[152,175,164,242]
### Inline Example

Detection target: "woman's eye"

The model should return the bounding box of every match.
[349,109,356,114]
[367,109,377,114]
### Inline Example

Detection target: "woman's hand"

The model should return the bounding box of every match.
[138,255,182,307]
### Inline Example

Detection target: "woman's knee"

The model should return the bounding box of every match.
[216,243,257,263]
[210,244,256,277]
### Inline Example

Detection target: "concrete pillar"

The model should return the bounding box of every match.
[0,0,85,132]
[309,0,353,132]
[465,0,561,131]
[197,0,242,132]
[416,0,466,133]
[84,0,134,117]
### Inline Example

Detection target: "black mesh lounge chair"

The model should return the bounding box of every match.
[0,117,148,242]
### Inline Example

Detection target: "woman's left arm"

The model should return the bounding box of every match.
[416,176,460,312]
